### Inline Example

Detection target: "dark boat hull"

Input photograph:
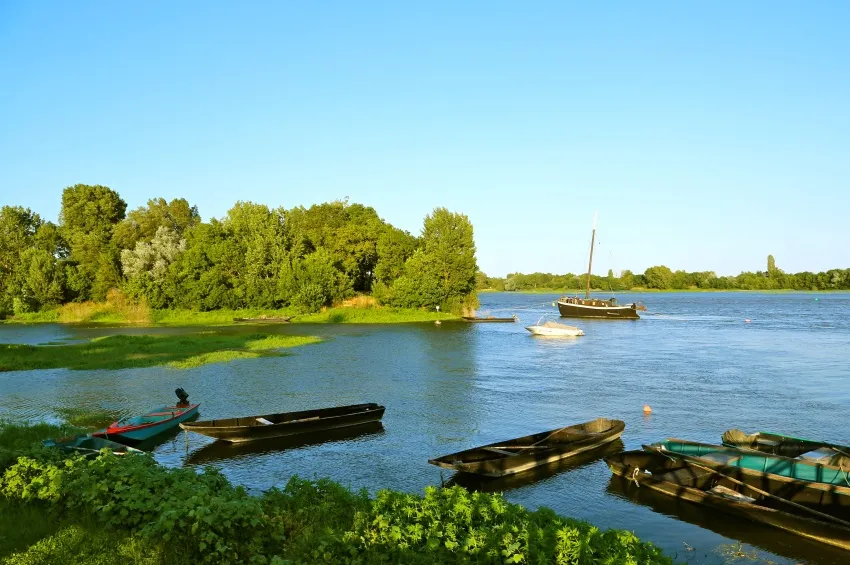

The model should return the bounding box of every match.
[181,403,385,443]
[607,451,850,551]
[429,418,625,477]
[644,440,850,510]
[461,317,516,323]
[557,300,639,319]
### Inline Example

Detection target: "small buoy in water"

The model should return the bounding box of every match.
[744,319,751,323]
[434,320,441,326]
[643,404,652,414]
[552,302,556,307]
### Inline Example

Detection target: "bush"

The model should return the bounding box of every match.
[0,423,673,565]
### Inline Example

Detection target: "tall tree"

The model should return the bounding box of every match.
[59,184,127,301]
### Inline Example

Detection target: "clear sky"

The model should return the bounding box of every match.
[1,1,848,277]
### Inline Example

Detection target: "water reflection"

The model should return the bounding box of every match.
[185,422,385,465]
[606,475,848,565]
[446,439,625,493]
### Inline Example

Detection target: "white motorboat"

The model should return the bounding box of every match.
[525,317,584,337]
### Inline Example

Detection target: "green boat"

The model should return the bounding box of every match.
[722,429,850,467]
[42,435,144,457]
[644,439,850,510]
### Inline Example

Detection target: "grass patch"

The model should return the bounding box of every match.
[53,408,119,429]
[0,333,321,372]
[297,306,456,324]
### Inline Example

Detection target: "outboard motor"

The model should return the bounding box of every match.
[175,388,190,407]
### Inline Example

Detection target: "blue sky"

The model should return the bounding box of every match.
[1,1,848,277]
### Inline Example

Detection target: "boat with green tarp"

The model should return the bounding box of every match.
[607,450,850,551]
[722,429,850,465]
[644,439,850,510]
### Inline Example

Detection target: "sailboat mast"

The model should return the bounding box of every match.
[585,213,597,299]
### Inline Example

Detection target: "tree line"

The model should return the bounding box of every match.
[479,255,850,292]
[0,185,479,317]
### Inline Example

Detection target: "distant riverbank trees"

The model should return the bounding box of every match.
[0,185,479,317]
[480,256,850,292]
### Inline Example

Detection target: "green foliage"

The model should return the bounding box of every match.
[487,254,850,292]
[2,188,481,319]
[382,208,478,313]
[0,332,320,372]
[0,424,672,565]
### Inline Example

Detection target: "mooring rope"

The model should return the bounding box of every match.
[629,467,641,488]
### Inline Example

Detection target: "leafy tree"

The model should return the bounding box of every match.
[113,198,199,249]
[643,265,674,289]
[59,184,127,301]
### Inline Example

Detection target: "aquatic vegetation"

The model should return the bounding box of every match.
[0,333,320,372]
[0,422,673,565]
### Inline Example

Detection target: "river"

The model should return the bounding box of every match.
[1,291,849,564]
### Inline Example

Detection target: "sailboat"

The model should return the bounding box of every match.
[557,213,641,319]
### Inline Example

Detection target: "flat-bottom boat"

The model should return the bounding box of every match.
[428,418,624,477]
[461,316,517,323]
[42,435,145,457]
[181,402,385,443]
[722,429,850,466]
[607,450,850,551]
[233,316,293,323]
[645,439,850,509]
[94,388,200,444]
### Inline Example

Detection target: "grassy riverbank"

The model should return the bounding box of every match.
[0,333,320,372]
[3,305,456,326]
[0,421,673,565]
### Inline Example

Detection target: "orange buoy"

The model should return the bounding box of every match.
[643,404,652,414]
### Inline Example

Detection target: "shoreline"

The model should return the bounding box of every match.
[480,288,849,294]
[1,306,459,327]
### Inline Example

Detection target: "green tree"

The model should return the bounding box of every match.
[113,197,199,249]
[643,265,674,289]
[59,184,127,301]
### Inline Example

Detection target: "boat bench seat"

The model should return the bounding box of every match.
[654,467,714,486]
[697,451,743,465]
[147,411,177,417]
[482,447,516,456]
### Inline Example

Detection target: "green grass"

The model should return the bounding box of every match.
[0,333,321,372]
[296,306,456,323]
[53,408,119,429]
[5,306,457,326]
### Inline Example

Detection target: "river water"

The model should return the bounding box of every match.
[1,292,849,564]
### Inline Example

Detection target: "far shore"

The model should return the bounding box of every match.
[480,288,848,294]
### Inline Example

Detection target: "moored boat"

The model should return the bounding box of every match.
[607,450,850,551]
[644,439,850,509]
[722,429,850,465]
[43,434,145,457]
[180,402,385,443]
[461,316,517,323]
[428,418,625,477]
[94,388,200,444]
[233,316,293,323]
[525,319,584,336]
[557,213,642,320]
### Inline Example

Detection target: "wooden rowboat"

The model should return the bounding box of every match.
[43,434,145,457]
[232,316,293,323]
[461,316,517,323]
[644,439,850,510]
[607,450,850,551]
[722,429,850,466]
[428,417,625,477]
[180,403,385,443]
